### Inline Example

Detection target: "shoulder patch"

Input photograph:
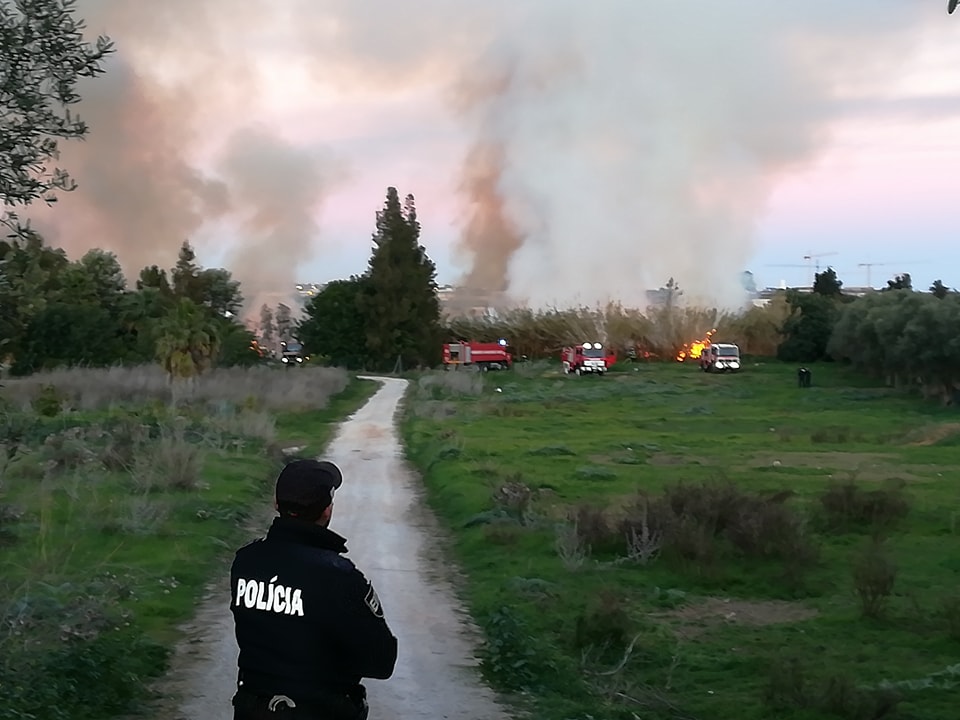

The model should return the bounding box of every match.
[364,582,384,618]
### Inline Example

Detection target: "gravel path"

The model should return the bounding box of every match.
[152,376,513,719]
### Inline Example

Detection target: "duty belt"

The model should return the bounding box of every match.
[234,684,368,719]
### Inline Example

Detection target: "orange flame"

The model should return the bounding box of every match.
[675,329,716,362]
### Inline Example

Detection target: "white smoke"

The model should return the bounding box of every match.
[26,0,949,313]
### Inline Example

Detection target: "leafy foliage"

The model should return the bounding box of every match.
[297,187,443,370]
[0,0,114,229]
[0,233,257,375]
[777,290,842,363]
[828,290,960,403]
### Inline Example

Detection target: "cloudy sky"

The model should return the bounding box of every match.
[30,1,960,311]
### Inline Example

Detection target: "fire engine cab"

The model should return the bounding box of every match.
[699,343,741,373]
[442,339,512,371]
[561,342,614,375]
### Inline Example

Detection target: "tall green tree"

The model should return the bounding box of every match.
[884,273,912,291]
[930,279,951,299]
[0,232,68,354]
[11,301,121,375]
[214,320,261,367]
[359,188,442,370]
[813,267,843,297]
[0,0,114,230]
[60,249,126,309]
[137,264,172,294]
[169,240,242,317]
[297,277,371,369]
[777,290,838,363]
[196,267,243,318]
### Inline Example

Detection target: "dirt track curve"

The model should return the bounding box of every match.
[155,376,512,719]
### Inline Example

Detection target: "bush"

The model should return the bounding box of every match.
[570,502,619,554]
[491,475,535,524]
[852,538,897,620]
[573,589,634,651]
[132,423,204,492]
[33,384,64,417]
[572,481,819,584]
[819,479,910,535]
[479,606,554,692]
[764,656,903,720]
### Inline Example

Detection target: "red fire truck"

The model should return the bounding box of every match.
[561,342,615,375]
[442,339,512,371]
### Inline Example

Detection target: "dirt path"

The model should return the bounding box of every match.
[154,376,513,719]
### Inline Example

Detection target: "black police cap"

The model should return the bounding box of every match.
[275,459,343,518]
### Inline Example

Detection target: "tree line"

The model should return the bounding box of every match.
[0,185,445,378]
[0,236,260,377]
[777,269,960,403]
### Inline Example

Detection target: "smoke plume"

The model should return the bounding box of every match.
[216,126,345,313]
[24,0,945,314]
[445,1,937,309]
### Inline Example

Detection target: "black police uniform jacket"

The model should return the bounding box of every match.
[230,516,398,700]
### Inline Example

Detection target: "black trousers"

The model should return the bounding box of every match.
[232,687,368,720]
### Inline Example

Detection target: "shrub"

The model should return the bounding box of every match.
[852,538,897,619]
[763,656,903,720]
[570,502,619,554]
[574,589,634,654]
[491,475,535,524]
[819,479,910,535]
[132,423,204,492]
[98,419,151,471]
[40,428,95,474]
[554,521,589,570]
[33,384,64,417]
[584,482,819,583]
[479,607,549,691]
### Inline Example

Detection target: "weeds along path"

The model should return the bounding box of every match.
[160,375,512,720]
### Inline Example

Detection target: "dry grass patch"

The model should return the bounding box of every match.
[904,422,960,446]
[1,365,349,412]
[648,452,711,467]
[653,597,819,639]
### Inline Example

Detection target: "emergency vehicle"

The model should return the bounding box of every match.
[442,339,512,371]
[561,342,615,375]
[280,340,308,366]
[699,343,741,373]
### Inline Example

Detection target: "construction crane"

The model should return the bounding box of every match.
[857,260,927,288]
[802,251,839,277]
[857,262,891,288]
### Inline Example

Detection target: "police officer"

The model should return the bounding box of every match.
[230,459,398,719]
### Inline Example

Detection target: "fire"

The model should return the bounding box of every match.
[675,329,716,362]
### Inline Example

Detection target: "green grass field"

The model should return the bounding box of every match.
[0,369,378,720]
[402,360,960,720]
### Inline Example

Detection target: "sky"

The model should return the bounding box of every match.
[25,1,960,312]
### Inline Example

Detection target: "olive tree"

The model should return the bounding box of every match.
[1,0,114,229]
